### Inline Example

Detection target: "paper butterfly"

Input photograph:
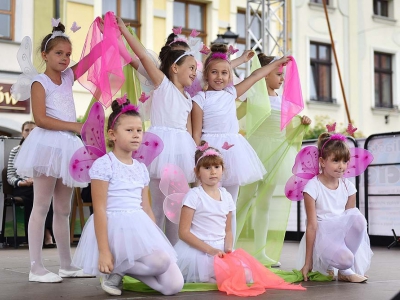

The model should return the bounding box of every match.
[172,27,182,35]
[228,45,239,55]
[284,145,373,201]
[190,29,200,37]
[70,21,81,33]
[52,18,61,27]
[346,123,357,135]
[222,142,234,150]
[69,102,164,182]
[326,122,336,132]
[200,44,211,55]
[138,92,150,103]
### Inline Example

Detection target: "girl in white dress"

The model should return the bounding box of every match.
[175,141,235,282]
[13,22,102,283]
[298,132,373,283]
[117,17,198,246]
[72,98,183,296]
[191,44,289,238]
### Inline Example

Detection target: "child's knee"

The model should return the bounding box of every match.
[160,273,184,295]
[351,214,366,233]
[150,250,171,273]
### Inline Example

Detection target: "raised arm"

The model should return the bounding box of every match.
[116,17,164,87]
[301,192,317,281]
[231,50,254,69]
[191,102,203,145]
[234,56,290,98]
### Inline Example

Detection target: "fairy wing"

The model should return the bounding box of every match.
[343,147,374,178]
[69,102,107,182]
[132,132,164,166]
[10,36,39,101]
[285,175,310,201]
[159,164,190,224]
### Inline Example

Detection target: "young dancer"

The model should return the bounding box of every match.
[13,21,104,282]
[298,132,373,282]
[175,141,235,283]
[235,54,311,266]
[191,44,289,238]
[117,17,199,245]
[72,98,183,296]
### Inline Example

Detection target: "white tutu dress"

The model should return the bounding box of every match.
[192,87,266,186]
[174,186,235,282]
[146,76,196,183]
[72,152,177,275]
[296,177,373,275]
[14,68,87,188]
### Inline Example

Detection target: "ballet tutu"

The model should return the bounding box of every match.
[72,209,177,276]
[14,127,87,188]
[202,133,266,186]
[147,126,196,183]
[296,208,373,275]
[174,239,224,283]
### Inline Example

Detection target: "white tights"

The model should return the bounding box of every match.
[224,185,239,244]
[149,179,179,245]
[126,250,184,295]
[29,175,76,275]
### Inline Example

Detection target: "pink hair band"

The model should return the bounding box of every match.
[320,133,347,156]
[195,149,223,166]
[110,104,139,129]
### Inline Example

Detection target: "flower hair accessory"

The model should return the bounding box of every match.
[110,104,139,129]
[172,29,204,64]
[195,149,223,166]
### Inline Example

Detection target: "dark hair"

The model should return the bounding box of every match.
[107,98,141,148]
[164,33,190,50]
[203,44,232,83]
[194,140,224,177]
[20,121,36,145]
[40,22,71,53]
[258,53,275,67]
[317,132,350,161]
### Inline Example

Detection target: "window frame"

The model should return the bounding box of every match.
[374,51,393,108]
[310,41,334,103]
[373,0,389,18]
[0,0,15,41]
[102,0,140,38]
[173,0,207,42]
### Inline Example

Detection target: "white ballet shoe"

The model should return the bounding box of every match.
[29,271,63,283]
[100,274,123,296]
[338,272,368,283]
[58,269,95,278]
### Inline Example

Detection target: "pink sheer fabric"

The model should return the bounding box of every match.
[76,12,131,108]
[280,56,304,130]
[214,249,305,297]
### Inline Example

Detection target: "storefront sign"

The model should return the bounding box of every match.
[0,83,30,114]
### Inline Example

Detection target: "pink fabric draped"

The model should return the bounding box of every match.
[214,249,305,297]
[280,56,304,130]
[76,11,131,108]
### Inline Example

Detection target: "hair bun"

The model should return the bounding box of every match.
[111,98,131,113]
[210,44,228,54]
[52,22,66,33]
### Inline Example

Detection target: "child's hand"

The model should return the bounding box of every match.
[275,56,291,66]
[224,246,232,254]
[115,16,129,31]
[98,251,114,274]
[208,248,226,258]
[300,263,312,281]
[240,50,255,63]
[301,115,312,125]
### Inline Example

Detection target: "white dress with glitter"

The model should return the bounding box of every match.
[14,68,86,188]
[72,152,177,275]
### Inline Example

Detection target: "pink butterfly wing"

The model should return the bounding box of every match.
[81,102,106,153]
[292,146,319,179]
[163,193,186,224]
[285,175,310,201]
[69,145,105,182]
[343,148,374,178]
[132,132,164,166]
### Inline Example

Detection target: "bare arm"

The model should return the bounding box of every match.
[236,100,247,120]
[224,211,233,253]
[191,102,203,145]
[31,82,82,134]
[301,192,317,281]
[231,50,254,69]
[141,186,156,223]
[234,56,290,98]
[92,179,114,274]
[345,193,356,210]
[179,206,225,257]
[117,17,164,87]
[186,111,193,135]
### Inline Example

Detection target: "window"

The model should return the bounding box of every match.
[373,0,389,17]
[173,1,207,42]
[374,52,393,108]
[0,0,14,40]
[102,0,140,37]
[310,42,333,102]
[310,0,330,4]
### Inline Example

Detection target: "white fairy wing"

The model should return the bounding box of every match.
[11,36,38,101]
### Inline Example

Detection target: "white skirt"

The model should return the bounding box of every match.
[296,208,373,275]
[147,126,196,183]
[202,133,266,186]
[174,239,224,283]
[14,127,87,188]
[72,209,177,276]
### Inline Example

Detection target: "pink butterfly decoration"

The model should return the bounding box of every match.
[200,44,210,55]
[116,93,127,105]
[346,123,357,135]
[70,21,81,33]
[284,145,373,201]
[69,102,164,182]
[51,18,61,27]
[326,122,336,132]
[228,45,239,55]
[190,29,200,37]
[172,27,182,35]
[222,142,234,150]
[196,142,209,151]
[138,92,150,103]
